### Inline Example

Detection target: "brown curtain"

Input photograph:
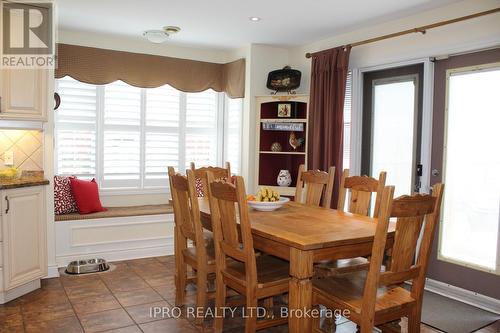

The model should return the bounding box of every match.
[55,43,245,98]
[307,46,351,208]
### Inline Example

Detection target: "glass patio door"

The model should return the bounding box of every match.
[362,64,424,198]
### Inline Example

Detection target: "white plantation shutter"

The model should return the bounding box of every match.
[225,98,243,174]
[102,81,142,188]
[343,71,352,170]
[55,79,241,193]
[185,90,219,169]
[55,77,97,178]
[144,86,181,186]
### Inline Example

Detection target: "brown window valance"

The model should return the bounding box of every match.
[55,43,245,98]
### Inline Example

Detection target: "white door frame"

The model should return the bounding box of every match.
[350,57,434,193]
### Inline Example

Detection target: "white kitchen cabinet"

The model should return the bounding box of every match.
[0,68,48,121]
[0,185,47,303]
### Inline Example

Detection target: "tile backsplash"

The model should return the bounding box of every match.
[0,130,43,170]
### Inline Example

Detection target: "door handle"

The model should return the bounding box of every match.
[5,196,9,214]
[432,169,440,177]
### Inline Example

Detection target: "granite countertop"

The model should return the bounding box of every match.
[0,171,49,189]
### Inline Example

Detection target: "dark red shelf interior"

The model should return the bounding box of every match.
[260,101,307,119]
[259,125,306,152]
[258,100,308,187]
[258,153,305,187]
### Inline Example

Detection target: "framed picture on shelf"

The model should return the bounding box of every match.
[277,103,292,117]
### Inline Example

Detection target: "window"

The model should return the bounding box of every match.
[55,77,243,193]
[439,64,500,274]
[343,71,352,170]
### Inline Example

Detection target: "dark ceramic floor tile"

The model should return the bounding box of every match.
[0,304,23,327]
[22,300,75,323]
[125,300,170,324]
[64,280,111,300]
[139,318,200,333]
[41,278,64,290]
[114,287,163,307]
[78,308,134,333]
[104,276,151,293]
[16,288,69,306]
[60,274,102,288]
[155,256,173,264]
[142,272,173,287]
[24,315,83,333]
[152,284,176,304]
[70,293,121,315]
[0,304,24,332]
[126,258,159,267]
[99,325,142,333]
[0,324,24,333]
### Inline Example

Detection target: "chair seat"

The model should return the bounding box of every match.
[224,255,290,289]
[182,230,216,266]
[313,270,416,316]
[314,257,370,278]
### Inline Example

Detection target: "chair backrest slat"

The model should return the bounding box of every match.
[168,167,206,253]
[337,169,386,217]
[295,164,335,208]
[190,162,231,197]
[207,173,257,284]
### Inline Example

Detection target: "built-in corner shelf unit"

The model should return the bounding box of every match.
[255,94,309,197]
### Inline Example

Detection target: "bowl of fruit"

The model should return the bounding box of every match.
[246,187,290,212]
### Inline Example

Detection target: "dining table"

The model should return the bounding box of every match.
[197,198,396,333]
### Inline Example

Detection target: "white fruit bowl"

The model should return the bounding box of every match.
[247,197,290,212]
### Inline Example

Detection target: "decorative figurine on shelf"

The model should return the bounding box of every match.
[289,132,304,150]
[270,142,282,152]
[277,170,292,187]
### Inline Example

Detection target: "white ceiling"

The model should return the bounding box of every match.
[56,0,461,50]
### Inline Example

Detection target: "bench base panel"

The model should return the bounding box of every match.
[55,214,174,268]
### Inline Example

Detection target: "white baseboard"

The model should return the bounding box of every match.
[45,264,60,278]
[424,278,500,315]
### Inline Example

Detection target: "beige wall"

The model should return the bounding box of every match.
[288,0,500,93]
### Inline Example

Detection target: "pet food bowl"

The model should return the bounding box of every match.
[66,258,110,274]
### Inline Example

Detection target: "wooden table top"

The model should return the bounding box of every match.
[198,198,396,251]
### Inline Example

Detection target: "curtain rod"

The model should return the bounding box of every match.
[305,7,500,58]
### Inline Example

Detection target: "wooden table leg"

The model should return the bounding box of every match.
[288,247,314,333]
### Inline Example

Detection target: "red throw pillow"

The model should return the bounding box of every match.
[69,178,106,214]
[54,175,78,215]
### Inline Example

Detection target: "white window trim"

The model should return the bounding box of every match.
[55,79,243,196]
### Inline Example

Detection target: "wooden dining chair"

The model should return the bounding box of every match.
[168,166,216,324]
[312,183,444,333]
[190,161,231,197]
[294,164,335,208]
[315,169,387,277]
[206,173,290,333]
[337,169,387,217]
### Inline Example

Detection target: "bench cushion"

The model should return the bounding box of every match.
[55,204,173,221]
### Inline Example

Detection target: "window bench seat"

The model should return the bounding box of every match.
[54,204,175,270]
[55,204,173,221]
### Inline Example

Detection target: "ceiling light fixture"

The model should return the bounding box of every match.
[143,26,181,44]
[249,16,261,22]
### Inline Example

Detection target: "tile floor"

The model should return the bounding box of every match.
[0,256,498,333]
